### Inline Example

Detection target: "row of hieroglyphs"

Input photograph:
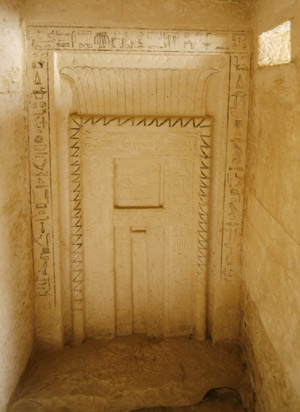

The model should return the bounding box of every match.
[27,27,249,53]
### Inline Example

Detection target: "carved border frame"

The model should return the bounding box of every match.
[69,115,212,344]
[26,26,251,346]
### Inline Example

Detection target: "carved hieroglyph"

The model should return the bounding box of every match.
[26,26,251,347]
[69,116,211,344]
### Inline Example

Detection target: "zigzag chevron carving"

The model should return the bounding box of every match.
[69,120,85,345]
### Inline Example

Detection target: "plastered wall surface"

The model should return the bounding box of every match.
[0,1,34,411]
[20,0,253,30]
[242,0,300,411]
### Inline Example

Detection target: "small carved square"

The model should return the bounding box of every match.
[114,157,163,208]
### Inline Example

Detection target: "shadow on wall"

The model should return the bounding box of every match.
[0,76,34,412]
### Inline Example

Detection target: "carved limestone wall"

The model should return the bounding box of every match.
[0,1,34,409]
[26,26,251,347]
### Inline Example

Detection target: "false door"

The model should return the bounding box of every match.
[70,116,212,341]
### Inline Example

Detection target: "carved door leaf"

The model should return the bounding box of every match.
[69,116,212,344]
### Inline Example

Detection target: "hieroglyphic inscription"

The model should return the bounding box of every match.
[28,27,250,54]
[28,50,56,304]
[221,54,251,280]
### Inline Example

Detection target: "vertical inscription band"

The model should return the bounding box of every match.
[28,50,60,345]
[221,54,250,281]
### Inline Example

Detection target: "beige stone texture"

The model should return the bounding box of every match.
[242,0,300,411]
[9,336,243,411]
[2,2,252,409]
[136,389,246,411]
[0,1,34,411]
[3,0,300,411]
[20,0,253,31]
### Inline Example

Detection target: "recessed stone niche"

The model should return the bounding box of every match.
[25,27,250,349]
[3,2,300,412]
[9,24,251,410]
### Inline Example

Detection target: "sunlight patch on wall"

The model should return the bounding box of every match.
[258,21,291,67]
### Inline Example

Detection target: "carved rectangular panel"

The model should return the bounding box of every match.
[114,227,132,335]
[82,155,115,337]
[146,227,164,336]
[114,157,163,208]
[131,229,148,333]
[75,116,212,340]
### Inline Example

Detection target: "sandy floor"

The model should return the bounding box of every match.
[9,336,245,412]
